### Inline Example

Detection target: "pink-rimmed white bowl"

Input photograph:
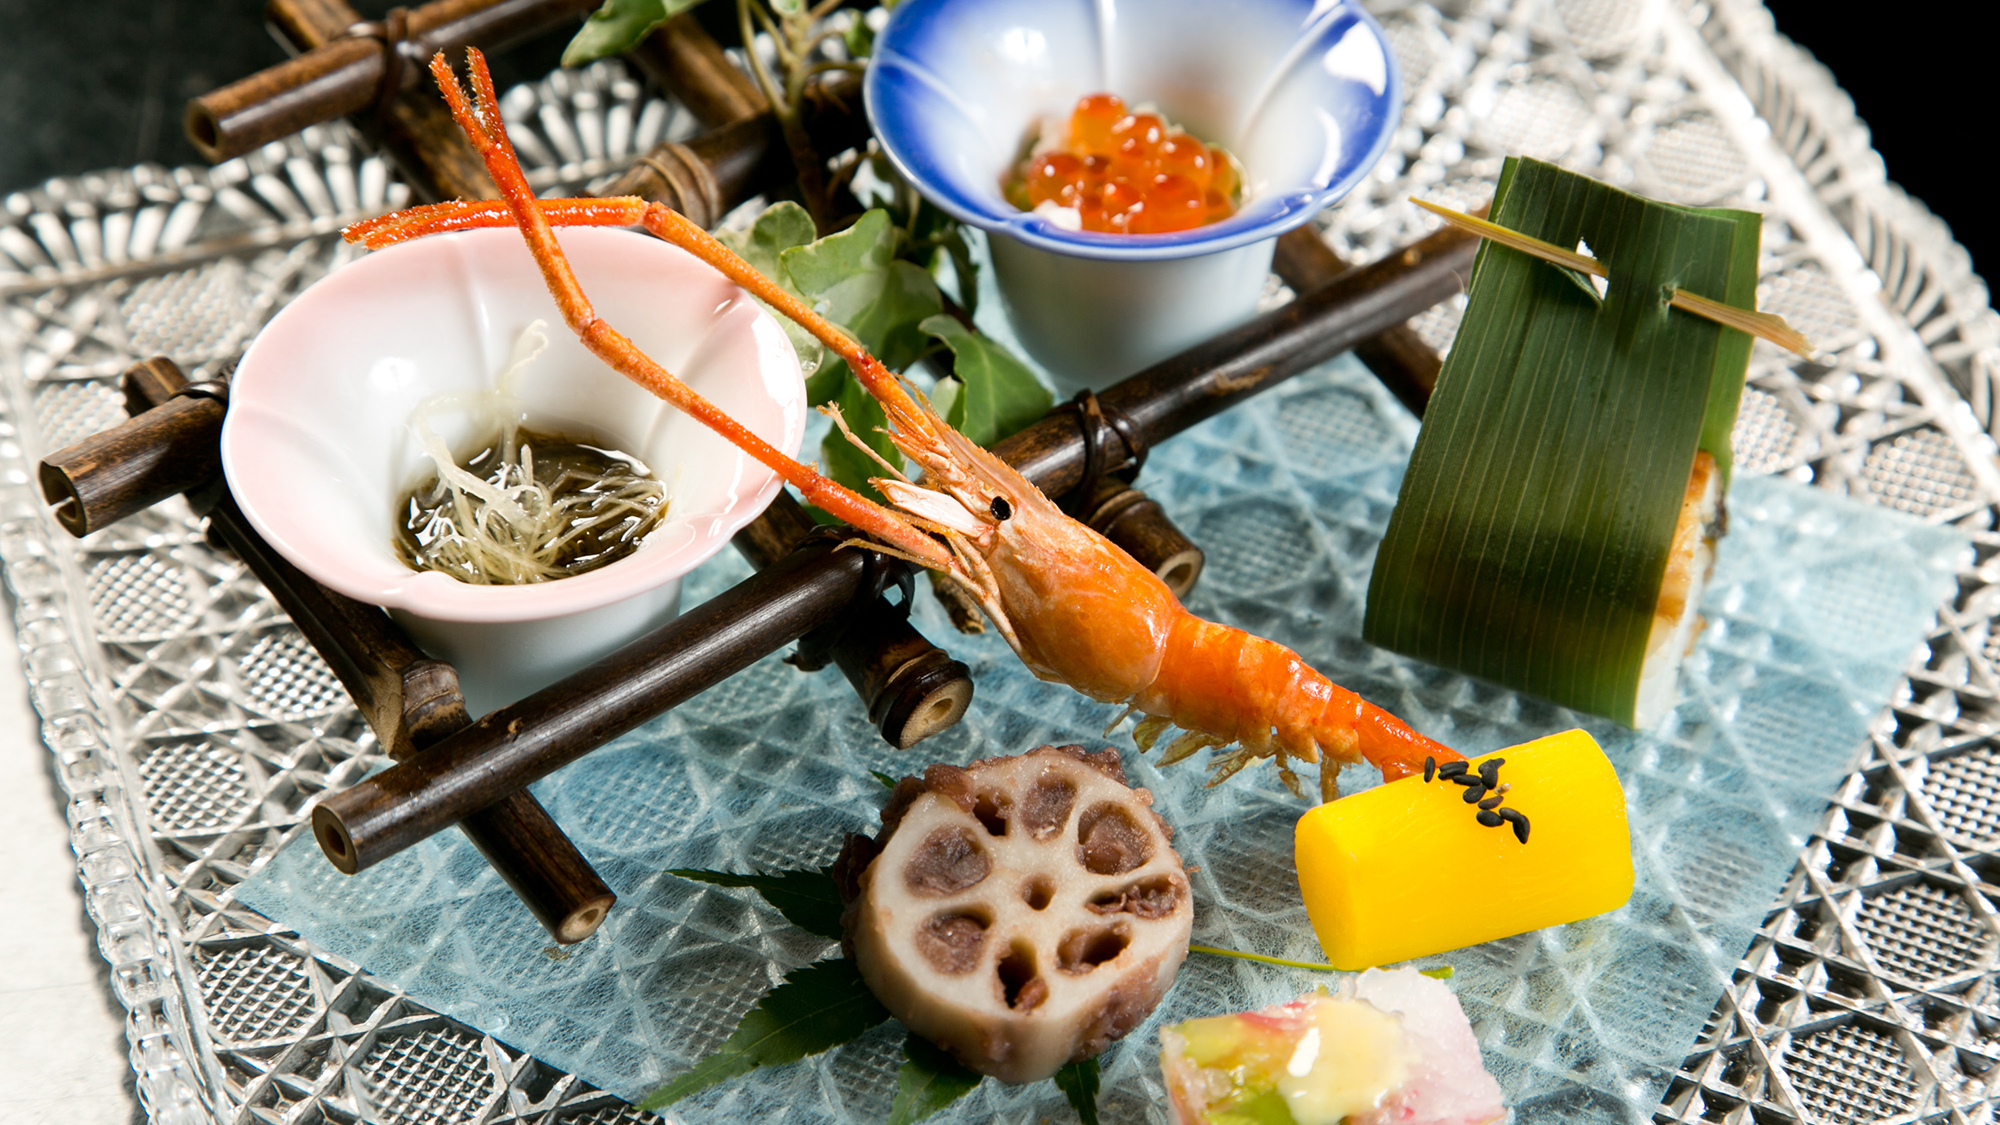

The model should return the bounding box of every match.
[222,226,806,716]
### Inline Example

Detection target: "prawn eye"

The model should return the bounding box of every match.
[990,496,1013,521]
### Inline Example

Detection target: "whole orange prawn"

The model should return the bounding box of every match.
[347,50,1461,800]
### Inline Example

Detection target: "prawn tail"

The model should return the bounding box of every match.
[1316,684,1462,782]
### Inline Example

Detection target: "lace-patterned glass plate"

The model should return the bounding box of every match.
[3,3,1999,1123]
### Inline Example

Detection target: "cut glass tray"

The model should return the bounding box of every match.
[3,0,1999,1123]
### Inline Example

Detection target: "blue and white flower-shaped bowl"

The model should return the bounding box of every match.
[866,0,1401,390]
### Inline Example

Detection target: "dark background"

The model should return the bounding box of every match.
[0,0,574,188]
[1759,0,1989,280]
[0,1,1983,280]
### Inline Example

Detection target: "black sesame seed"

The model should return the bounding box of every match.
[1498,807,1530,843]
[1476,810,1504,828]
[1449,773,1480,787]
[1478,759,1503,786]
[1423,756,1437,782]
[1437,761,1468,778]
[1461,784,1487,804]
[990,496,1012,520]
[1478,794,1504,810]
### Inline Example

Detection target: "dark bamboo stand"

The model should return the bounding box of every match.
[41,359,616,943]
[312,222,1478,871]
[1273,227,1443,416]
[187,0,603,165]
[145,8,1475,889]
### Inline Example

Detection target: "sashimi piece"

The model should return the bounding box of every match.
[1159,968,1503,1125]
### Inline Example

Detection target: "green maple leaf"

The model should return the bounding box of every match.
[668,866,845,940]
[1054,1057,1103,1125]
[639,959,890,1110]
[887,1034,982,1124]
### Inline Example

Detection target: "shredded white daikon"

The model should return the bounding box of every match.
[398,322,670,585]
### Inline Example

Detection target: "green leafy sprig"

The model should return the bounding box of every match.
[719,202,1050,504]
[640,958,891,1110]
[563,0,707,67]
[567,1,1051,509]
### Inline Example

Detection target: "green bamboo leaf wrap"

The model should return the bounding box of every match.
[1362,157,1760,725]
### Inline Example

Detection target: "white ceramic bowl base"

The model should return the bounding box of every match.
[222,226,806,717]
[988,235,1276,394]
[392,591,682,719]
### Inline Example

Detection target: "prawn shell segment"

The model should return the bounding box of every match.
[843,745,1193,1083]
[984,503,1180,702]
[1294,728,1632,970]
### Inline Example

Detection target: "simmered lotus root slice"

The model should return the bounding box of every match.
[843,745,1192,1083]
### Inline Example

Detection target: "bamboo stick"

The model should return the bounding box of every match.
[38,386,226,537]
[90,358,617,942]
[186,0,601,163]
[310,221,1481,872]
[265,0,501,203]
[624,11,767,126]
[1273,226,1443,416]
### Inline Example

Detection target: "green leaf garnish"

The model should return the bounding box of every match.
[669,866,846,940]
[934,228,980,316]
[561,0,707,67]
[1420,966,1456,980]
[720,202,827,378]
[724,200,820,280]
[843,11,875,58]
[640,958,890,1109]
[871,770,899,789]
[782,210,942,375]
[887,1034,982,1124]
[805,357,850,408]
[1053,1058,1102,1125]
[919,314,1052,448]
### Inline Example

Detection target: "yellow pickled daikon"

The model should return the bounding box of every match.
[1294,729,1632,970]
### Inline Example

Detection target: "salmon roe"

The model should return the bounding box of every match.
[1005,93,1240,235]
